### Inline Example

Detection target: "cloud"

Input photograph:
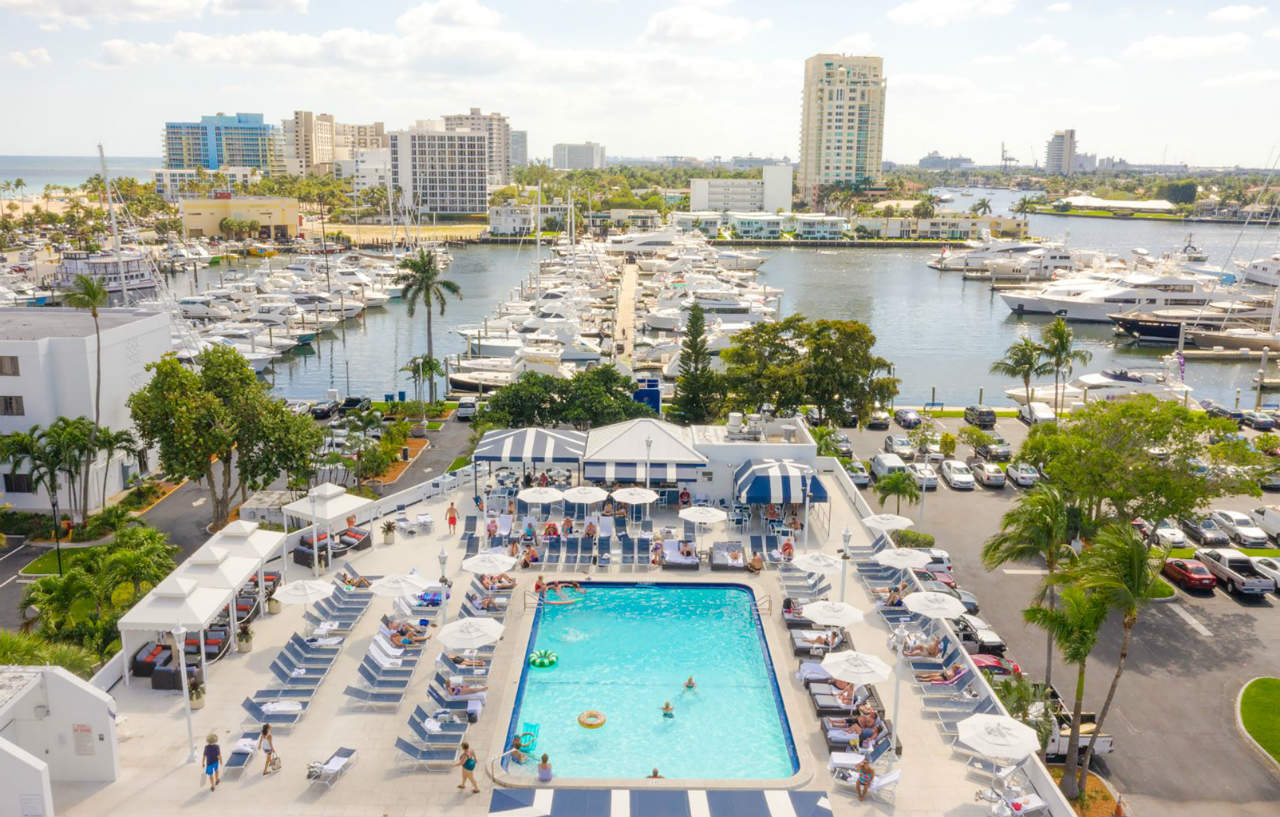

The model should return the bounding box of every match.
[1046,1,1070,11]
[893,72,978,93]
[1207,4,1267,21]
[8,47,52,68]
[1266,25,1280,36]
[886,0,1016,27]
[972,54,1014,64]
[642,4,771,44]
[211,0,308,13]
[1017,34,1068,55]
[396,0,501,29]
[1201,68,1280,86]
[831,32,875,53]
[1123,32,1249,59]
[0,0,305,28]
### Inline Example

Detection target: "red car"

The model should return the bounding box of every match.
[913,567,956,589]
[1162,558,1216,591]
[971,654,1022,676]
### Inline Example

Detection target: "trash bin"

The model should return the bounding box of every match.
[401,446,410,461]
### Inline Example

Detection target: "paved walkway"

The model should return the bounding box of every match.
[614,263,638,368]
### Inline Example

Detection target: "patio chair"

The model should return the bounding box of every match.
[342,561,384,582]
[427,685,473,713]
[463,536,480,558]
[542,540,561,565]
[308,746,357,787]
[270,659,325,686]
[437,653,489,678]
[290,632,342,655]
[241,696,306,726]
[343,685,404,708]
[463,516,477,536]
[497,514,513,539]
[357,662,410,690]
[620,538,636,566]
[597,539,612,567]
[224,730,261,776]
[598,515,615,541]
[360,655,414,680]
[563,537,580,566]
[283,642,335,669]
[252,687,315,702]
[408,716,466,746]
[393,737,458,772]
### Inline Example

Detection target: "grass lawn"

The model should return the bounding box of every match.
[426,421,443,431]
[447,455,472,472]
[1240,677,1280,763]
[1151,577,1176,598]
[21,542,114,575]
[1167,546,1279,559]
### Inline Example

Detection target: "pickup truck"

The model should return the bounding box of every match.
[951,614,1006,656]
[1195,547,1277,595]
[1035,684,1114,761]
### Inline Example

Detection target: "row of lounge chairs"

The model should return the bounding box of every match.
[393,649,490,771]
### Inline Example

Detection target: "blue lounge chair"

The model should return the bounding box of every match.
[463,536,480,558]
[224,729,260,774]
[358,662,409,690]
[563,538,579,566]
[303,610,354,633]
[542,540,560,565]
[463,516,477,536]
[343,685,404,708]
[283,643,334,668]
[411,705,470,731]
[276,654,329,678]
[360,655,414,679]
[241,696,306,726]
[408,717,466,745]
[310,746,357,787]
[427,685,473,712]
[342,561,383,582]
[252,687,314,701]
[597,539,611,567]
[290,632,341,655]
[436,654,489,678]
[269,661,323,687]
[393,737,458,771]
[619,538,636,565]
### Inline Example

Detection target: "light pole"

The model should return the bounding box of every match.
[437,548,450,627]
[888,623,908,749]
[172,627,196,763]
[644,436,653,489]
[840,528,851,602]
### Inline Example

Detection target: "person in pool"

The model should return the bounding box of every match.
[648,768,664,779]
[683,676,696,691]
[661,701,674,718]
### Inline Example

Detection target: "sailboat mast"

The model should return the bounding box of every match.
[386,160,396,259]
[97,144,127,303]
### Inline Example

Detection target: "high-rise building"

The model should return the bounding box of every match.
[510,130,528,168]
[797,54,886,206]
[333,147,392,192]
[1044,129,1077,175]
[388,121,488,215]
[689,165,793,213]
[163,112,284,175]
[443,108,511,186]
[282,111,388,175]
[552,142,606,170]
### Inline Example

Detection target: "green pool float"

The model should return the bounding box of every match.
[529,650,558,668]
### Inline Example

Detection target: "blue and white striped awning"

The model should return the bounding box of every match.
[734,459,829,504]
[488,788,832,817]
[473,428,588,464]
[583,461,703,484]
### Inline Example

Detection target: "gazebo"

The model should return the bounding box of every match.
[203,519,287,607]
[733,458,828,546]
[582,418,706,486]
[470,428,588,500]
[282,483,374,577]
[116,576,236,688]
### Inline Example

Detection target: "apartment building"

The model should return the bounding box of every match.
[283,111,388,175]
[333,147,392,192]
[152,166,261,200]
[488,201,571,235]
[388,121,488,215]
[443,108,512,186]
[163,112,284,175]
[689,165,792,213]
[510,130,528,168]
[797,54,886,206]
[1045,129,1077,175]
[552,142,606,170]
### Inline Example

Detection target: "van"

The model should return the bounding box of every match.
[1248,506,1280,542]
[455,395,478,421]
[870,452,907,481]
[963,404,997,429]
[1018,401,1056,425]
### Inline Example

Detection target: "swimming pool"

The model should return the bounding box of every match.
[503,582,799,780]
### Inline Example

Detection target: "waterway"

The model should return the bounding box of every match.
[169,186,1280,407]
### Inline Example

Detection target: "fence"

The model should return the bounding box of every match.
[89,650,125,693]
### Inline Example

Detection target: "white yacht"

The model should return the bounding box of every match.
[1004,365,1193,408]
[1241,253,1280,288]
[714,249,766,270]
[998,268,1225,323]
[178,295,235,321]
[928,240,1049,272]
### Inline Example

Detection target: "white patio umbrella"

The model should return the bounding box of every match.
[800,600,864,628]
[461,552,518,575]
[820,650,892,687]
[562,485,609,504]
[862,514,915,532]
[369,573,434,598]
[957,714,1040,762]
[792,552,842,575]
[272,580,334,605]
[611,487,659,505]
[517,486,564,505]
[902,591,966,619]
[873,548,933,571]
[678,505,727,548]
[438,617,504,651]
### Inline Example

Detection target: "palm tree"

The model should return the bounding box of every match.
[8,425,70,573]
[0,631,97,678]
[1039,318,1092,417]
[64,274,110,510]
[96,428,136,506]
[1065,524,1168,793]
[399,356,425,405]
[811,425,841,457]
[1024,586,1107,801]
[1012,196,1035,215]
[874,469,920,515]
[982,484,1075,690]
[990,337,1050,407]
[19,568,98,634]
[989,671,1056,755]
[102,533,177,605]
[396,250,461,403]
[971,197,993,215]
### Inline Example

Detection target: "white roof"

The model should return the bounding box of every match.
[1056,195,1176,212]
[282,482,373,526]
[583,418,705,465]
[116,577,234,633]
[206,519,287,561]
[175,545,261,589]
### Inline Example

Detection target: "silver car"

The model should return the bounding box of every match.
[884,434,914,458]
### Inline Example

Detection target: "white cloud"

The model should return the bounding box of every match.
[831,32,875,53]
[1123,32,1249,60]
[1084,55,1118,68]
[1017,34,1068,55]
[0,0,305,28]
[1207,4,1267,21]
[893,72,978,94]
[1202,68,1280,86]
[8,48,52,68]
[972,54,1014,64]
[396,0,502,30]
[1266,25,1280,36]
[1046,2,1070,11]
[211,0,309,14]
[642,4,771,44]
[887,0,1016,27]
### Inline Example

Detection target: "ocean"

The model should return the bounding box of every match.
[0,155,162,195]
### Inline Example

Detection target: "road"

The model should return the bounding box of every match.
[842,414,1280,816]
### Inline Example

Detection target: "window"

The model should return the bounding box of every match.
[0,356,17,376]
[0,396,23,416]
[3,473,33,493]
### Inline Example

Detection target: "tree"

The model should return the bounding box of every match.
[1024,586,1107,800]
[805,319,897,425]
[989,671,1056,756]
[396,249,462,403]
[101,526,177,605]
[720,315,810,415]
[970,197,993,215]
[96,428,136,506]
[63,274,110,514]
[1039,318,1092,417]
[1012,196,1035,215]
[811,425,841,457]
[559,366,654,429]
[0,631,97,678]
[874,470,920,514]
[990,337,1050,407]
[957,425,994,455]
[669,302,720,424]
[911,199,935,219]
[482,371,564,427]
[1064,523,1167,794]
[982,484,1075,691]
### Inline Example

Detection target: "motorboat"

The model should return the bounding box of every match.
[1004,365,1192,407]
[1110,296,1274,343]
[999,268,1226,323]
[1241,253,1280,288]
[177,294,235,322]
[928,240,1050,272]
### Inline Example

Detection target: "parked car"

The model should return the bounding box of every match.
[338,396,372,416]
[968,459,1006,488]
[883,434,914,458]
[976,433,1012,462]
[920,549,953,574]
[1250,556,1280,591]
[1247,505,1280,541]
[844,460,870,487]
[285,399,311,416]
[1179,516,1230,546]
[917,432,944,463]
[894,408,922,429]
[1201,399,1243,424]
[1018,401,1056,425]
[804,407,822,426]
[919,580,979,614]
[1242,410,1277,431]
[309,400,339,419]
[940,460,975,490]
[952,614,1007,656]
[866,410,891,430]
[963,404,997,429]
[1209,509,1270,546]
[1162,558,1218,592]
[833,432,854,457]
[971,654,1022,677]
[870,452,908,481]
[914,568,956,590]
[907,462,938,490]
[1195,547,1277,595]
[1150,517,1186,546]
[1005,462,1040,487]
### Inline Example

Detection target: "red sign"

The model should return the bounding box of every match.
[214,191,231,200]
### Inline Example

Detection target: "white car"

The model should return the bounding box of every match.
[971,461,1006,488]
[908,462,938,489]
[883,434,914,458]
[917,433,944,463]
[1210,509,1270,546]
[940,460,975,490]
[1018,401,1057,425]
[285,399,311,416]
[1252,556,1280,590]
[1005,462,1039,487]
[845,460,870,487]
[1151,518,1186,547]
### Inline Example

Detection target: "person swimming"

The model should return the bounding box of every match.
[661,701,674,718]
[683,676,696,692]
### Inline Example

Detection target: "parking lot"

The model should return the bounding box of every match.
[842,413,1280,816]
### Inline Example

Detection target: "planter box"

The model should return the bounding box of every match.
[237,639,252,653]
[190,695,206,711]
[267,598,281,615]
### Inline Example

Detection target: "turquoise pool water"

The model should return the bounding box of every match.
[504,583,798,780]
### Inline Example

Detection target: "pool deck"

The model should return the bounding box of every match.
[58,483,998,817]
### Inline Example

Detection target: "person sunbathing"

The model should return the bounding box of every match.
[602,500,614,516]
[728,548,743,563]
[471,593,504,611]
[679,542,695,558]
[507,499,517,515]
[448,680,487,697]
[584,521,598,539]
[903,636,943,658]
[803,630,838,647]
[482,574,516,590]
[746,553,764,575]
[390,630,428,647]
[384,616,427,635]
[871,580,910,597]
[521,545,540,567]
[916,663,964,683]
[882,589,904,607]
[337,572,371,588]
[446,654,488,667]
[486,519,499,540]
[562,517,574,535]
[765,504,780,521]
[543,522,559,538]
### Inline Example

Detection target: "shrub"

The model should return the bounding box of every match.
[890,529,935,548]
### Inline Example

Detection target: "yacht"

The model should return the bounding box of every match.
[1004,365,1193,407]
[998,268,1225,323]
[178,294,235,322]
[1110,295,1274,343]
[715,249,766,271]
[54,249,157,302]
[1241,253,1280,287]
[928,240,1049,272]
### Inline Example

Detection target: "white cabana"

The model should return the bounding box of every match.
[205,520,287,608]
[116,575,235,688]
[583,418,706,486]
[282,483,374,577]
[173,546,260,668]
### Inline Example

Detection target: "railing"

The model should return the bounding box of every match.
[521,590,541,611]
[754,595,773,616]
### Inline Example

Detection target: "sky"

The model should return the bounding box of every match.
[1,0,1277,167]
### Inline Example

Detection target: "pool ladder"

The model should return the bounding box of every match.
[522,591,541,610]
[754,595,773,615]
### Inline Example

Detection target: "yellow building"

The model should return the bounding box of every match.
[179,196,301,239]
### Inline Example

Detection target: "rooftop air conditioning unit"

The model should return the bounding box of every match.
[726,412,744,435]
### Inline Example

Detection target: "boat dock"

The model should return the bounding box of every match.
[615,262,638,367]
[1180,348,1276,361]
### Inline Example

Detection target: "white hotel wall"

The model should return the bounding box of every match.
[0,737,53,817]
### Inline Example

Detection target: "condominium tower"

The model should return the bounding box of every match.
[510,130,528,168]
[1044,129,1077,175]
[283,111,388,175]
[552,142,606,170]
[163,112,284,175]
[443,108,512,186]
[797,54,886,205]
[388,121,488,215]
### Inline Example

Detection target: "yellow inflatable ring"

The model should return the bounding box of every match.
[578,710,606,729]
